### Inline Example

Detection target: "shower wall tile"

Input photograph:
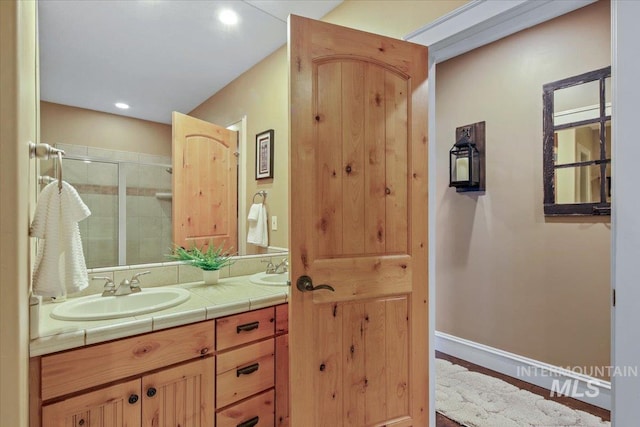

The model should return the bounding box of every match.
[140,153,171,166]
[87,147,116,160]
[56,143,87,157]
[61,145,172,269]
[87,162,118,187]
[65,160,88,185]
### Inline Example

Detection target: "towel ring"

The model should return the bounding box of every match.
[253,190,267,204]
[57,151,63,192]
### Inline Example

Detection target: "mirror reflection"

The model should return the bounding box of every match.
[35,0,307,267]
[554,121,611,204]
[38,104,254,269]
[40,144,172,268]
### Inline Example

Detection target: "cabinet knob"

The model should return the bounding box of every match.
[128,394,139,404]
[146,387,157,398]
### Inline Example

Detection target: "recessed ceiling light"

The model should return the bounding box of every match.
[219,9,238,25]
[115,102,130,109]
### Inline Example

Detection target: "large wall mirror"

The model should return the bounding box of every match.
[35,1,297,269]
[543,66,611,216]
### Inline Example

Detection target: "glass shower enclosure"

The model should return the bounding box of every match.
[40,144,172,269]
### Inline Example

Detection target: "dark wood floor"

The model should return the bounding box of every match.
[435,351,611,426]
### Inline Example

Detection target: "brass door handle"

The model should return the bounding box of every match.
[296,275,335,292]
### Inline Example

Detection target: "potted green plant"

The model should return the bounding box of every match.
[168,243,235,284]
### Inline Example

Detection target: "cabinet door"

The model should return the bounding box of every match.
[42,379,141,427]
[142,356,214,427]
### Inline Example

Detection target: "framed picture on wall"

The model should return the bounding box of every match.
[255,129,274,180]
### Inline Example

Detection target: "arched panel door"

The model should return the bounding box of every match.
[172,112,238,254]
[289,15,429,427]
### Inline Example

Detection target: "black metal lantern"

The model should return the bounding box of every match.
[449,122,485,192]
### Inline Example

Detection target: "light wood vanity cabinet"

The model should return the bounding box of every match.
[42,357,214,427]
[32,321,215,427]
[30,303,290,427]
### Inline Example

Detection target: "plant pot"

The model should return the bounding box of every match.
[202,269,220,285]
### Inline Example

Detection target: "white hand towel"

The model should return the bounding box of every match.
[30,181,91,297]
[247,203,269,248]
[247,203,261,222]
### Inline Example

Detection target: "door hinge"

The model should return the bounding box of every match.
[613,288,616,307]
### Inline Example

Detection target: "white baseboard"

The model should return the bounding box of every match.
[435,331,611,410]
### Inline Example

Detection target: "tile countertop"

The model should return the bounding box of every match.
[30,274,290,357]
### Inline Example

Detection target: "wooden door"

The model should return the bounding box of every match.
[275,333,289,427]
[173,112,238,253]
[141,356,214,427]
[42,379,141,427]
[289,15,429,427]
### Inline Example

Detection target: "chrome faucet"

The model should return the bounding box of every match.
[115,271,150,295]
[94,271,150,297]
[274,258,288,274]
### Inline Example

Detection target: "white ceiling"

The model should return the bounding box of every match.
[38,0,342,124]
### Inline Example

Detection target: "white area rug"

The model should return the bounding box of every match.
[436,358,610,427]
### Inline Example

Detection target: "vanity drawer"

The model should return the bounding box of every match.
[217,339,275,408]
[40,320,214,400]
[217,307,275,351]
[217,389,275,427]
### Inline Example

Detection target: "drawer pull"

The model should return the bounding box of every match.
[237,321,260,333]
[237,416,259,427]
[236,363,260,377]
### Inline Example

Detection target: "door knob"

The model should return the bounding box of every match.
[296,275,335,292]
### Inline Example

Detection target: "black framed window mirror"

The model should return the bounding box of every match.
[543,66,611,216]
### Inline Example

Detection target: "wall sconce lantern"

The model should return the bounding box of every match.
[449,121,485,192]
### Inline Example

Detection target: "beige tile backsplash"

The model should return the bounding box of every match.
[80,253,287,297]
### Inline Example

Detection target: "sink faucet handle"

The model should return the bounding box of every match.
[261,259,276,273]
[129,271,150,292]
[274,257,288,274]
[93,276,115,296]
[93,276,114,287]
[130,271,151,283]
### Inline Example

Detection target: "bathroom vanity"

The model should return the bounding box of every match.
[28,275,289,427]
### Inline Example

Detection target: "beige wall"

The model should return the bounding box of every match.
[41,101,171,157]
[190,0,467,254]
[436,0,611,375]
[190,48,289,254]
[0,1,37,424]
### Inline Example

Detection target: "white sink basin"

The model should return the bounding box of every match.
[50,287,191,321]
[249,272,289,286]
